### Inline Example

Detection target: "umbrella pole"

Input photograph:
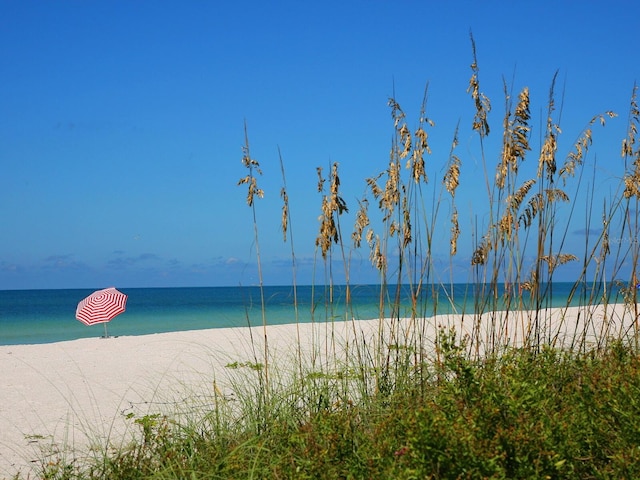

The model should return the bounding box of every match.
[103,322,109,339]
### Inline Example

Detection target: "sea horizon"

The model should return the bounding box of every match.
[0,282,627,346]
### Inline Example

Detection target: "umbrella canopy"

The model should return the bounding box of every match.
[76,287,127,330]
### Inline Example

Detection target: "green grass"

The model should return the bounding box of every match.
[18,35,640,479]
[33,339,640,479]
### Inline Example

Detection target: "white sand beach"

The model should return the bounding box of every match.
[1,304,637,479]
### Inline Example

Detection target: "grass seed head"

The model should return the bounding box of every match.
[621,83,639,159]
[352,198,370,248]
[497,86,530,189]
[450,207,460,255]
[402,196,412,248]
[280,187,289,242]
[541,253,578,274]
[444,157,461,196]
[560,112,616,184]
[467,32,491,137]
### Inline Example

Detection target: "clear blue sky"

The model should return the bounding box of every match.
[2,0,639,290]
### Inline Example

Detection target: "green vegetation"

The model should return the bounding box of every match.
[33,339,640,479]
[22,35,640,479]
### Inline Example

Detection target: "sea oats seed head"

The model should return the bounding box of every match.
[280,187,288,242]
[450,208,460,256]
[352,198,370,248]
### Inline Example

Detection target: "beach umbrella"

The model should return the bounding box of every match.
[76,287,127,338]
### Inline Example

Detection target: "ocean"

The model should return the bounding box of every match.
[0,282,615,346]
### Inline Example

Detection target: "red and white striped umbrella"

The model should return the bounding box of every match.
[76,288,127,336]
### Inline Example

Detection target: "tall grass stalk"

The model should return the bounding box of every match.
[277,147,303,376]
[237,121,270,415]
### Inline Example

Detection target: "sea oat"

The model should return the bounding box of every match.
[316,167,325,193]
[237,176,264,206]
[497,86,530,189]
[559,112,616,184]
[370,234,386,272]
[537,74,561,180]
[352,198,370,248]
[280,187,288,242]
[520,193,545,228]
[444,126,462,255]
[545,188,570,204]
[402,196,411,248]
[366,174,384,200]
[388,97,405,129]
[399,124,412,160]
[467,32,491,137]
[315,163,348,258]
[381,159,401,222]
[622,84,640,198]
[443,125,462,198]
[540,253,578,275]
[472,233,492,266]
[601,210,611,259]
[409,86,434,184]
[237,128,264,207]
[621,83,639,159]
[517,188,569,229]
[444,156,461,196]
[450,207,460,256]
[497,210,515,246]
[316,195,335,258]
[508,179,536,211]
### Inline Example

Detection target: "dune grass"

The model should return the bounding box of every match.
[31,337,640,479]
[23,35,640,479]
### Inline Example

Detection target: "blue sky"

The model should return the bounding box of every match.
[1,1,640,290]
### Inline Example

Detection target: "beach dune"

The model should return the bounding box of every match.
[1,304,636,478]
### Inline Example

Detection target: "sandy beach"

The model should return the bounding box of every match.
[1,304,637,479]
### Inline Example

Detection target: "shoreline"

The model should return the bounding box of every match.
[1,304,637,478]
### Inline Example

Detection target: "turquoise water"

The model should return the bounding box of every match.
[0,283,612,346]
